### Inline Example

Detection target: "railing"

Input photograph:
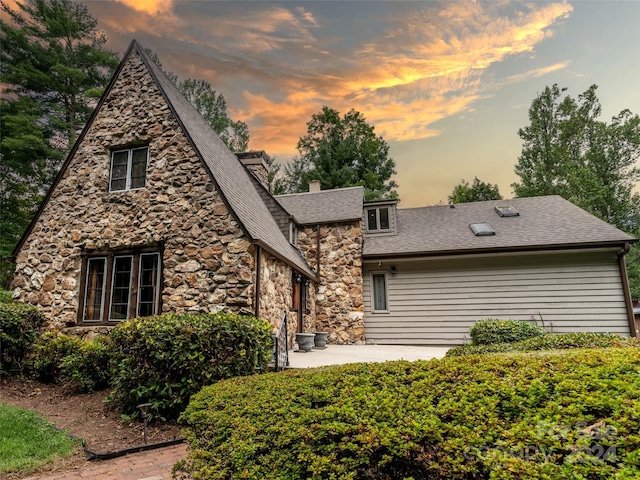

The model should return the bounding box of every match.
[273,311,289,371]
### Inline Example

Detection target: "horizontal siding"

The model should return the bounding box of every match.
[364,251,630,346]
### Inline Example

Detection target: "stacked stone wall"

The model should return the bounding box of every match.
[12,51,255,329]
[297,221,364,344]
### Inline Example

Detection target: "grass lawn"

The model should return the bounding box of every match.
[0,403,78,475]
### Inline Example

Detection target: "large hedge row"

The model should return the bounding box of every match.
[108,312,272,420]
[446,332,640,357]
[178,347,640,479]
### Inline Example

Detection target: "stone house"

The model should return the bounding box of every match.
[11,40,638,345]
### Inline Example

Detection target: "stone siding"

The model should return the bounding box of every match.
[297,221,364,344]
[258,250,316,348]
[12,51,256,328]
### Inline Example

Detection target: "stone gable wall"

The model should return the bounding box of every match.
[297,221,364,344]
[12,51,256,328]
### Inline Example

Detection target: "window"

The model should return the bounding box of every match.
[109,146,148,191]
[80,249,161,324]
[366,207,390,231]
[372,273,388,312]
[469,222,495,236]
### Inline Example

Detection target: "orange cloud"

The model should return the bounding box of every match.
[113,0,173,15]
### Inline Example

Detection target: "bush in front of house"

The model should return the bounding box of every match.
[31,333,111,392]
[108,312,272,421]
[469,318,547,345]
[176,347,640,479]
[0,303,45,374]
[446,331,639,357]
[0,289,14,303]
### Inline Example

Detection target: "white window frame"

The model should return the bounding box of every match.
[109,146,149,192]
[109,255,134,322]
[83,257,107,323]
[371,271,390,313]
[136,252,162,318]
[366,207,391,232]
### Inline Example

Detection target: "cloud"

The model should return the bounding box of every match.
[91,1,574,155]
[112,0,173,15]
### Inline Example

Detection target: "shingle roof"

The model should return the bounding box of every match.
[276,187,364,225]
[363,195,637,257]
[134,42,316,278]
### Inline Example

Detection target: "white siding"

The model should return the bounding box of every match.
[363,251,630,345]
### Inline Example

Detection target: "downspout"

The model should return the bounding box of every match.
[617,243,636,337]
[254,245,261,319]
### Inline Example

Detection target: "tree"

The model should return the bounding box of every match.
[513,84,640,298]
[178,79,249,152]
[512,84,640,229]
[447,177,502,204]
[145,49,249,152]
[0,0,120,148]
[282,106,398,200]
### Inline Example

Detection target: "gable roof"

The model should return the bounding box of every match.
[276,186,364,225]
[14,40,316,279]
[363,195,637,258]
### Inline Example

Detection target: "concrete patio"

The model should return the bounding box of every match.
[287,344,450,369]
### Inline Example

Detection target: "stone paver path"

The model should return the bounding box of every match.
[23,443,187,480]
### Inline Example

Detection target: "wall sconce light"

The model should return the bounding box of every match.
[390,266,396,275]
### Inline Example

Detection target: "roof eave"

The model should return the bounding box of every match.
[363,239,637,260]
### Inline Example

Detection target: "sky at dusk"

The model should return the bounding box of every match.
[17,1,640,206]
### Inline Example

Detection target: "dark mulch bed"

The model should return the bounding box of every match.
[0,376,183,479]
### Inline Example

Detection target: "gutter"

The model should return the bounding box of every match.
[617,243,637,338]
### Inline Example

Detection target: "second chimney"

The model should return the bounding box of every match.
[309,180,321,193]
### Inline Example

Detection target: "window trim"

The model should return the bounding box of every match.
[109,146,149,192]
[77,246,163,325]
[82,257,107,323]
[371,271,390,313]
[136,252,161,318]
[108,255,134,322]
[366,206,391,232]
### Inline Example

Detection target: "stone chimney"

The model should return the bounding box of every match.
[308,180,321,192]
[236,151,270,186]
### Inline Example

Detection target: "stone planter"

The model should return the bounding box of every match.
[296,333,316,352]
[313,332,329,348]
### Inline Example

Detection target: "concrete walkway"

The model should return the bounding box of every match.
[27,345,448,480]
[287,344,449,368]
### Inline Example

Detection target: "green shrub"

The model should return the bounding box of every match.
[469,318,547,345]
[447,332,639,357]
[31,333,83,382]
[60,336,111,392]
[0,303,45,374]
[31,333,110,392]
[177,348,640,479]
[108,312,272,421]
[0,290,13,303]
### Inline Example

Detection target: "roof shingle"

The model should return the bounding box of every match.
[276,187,364,225]
[363,196,636,257]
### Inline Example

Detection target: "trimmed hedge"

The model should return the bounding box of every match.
[31,333,110,392]
[178,348,640,479]
[0,303,45,374]
[446,332,640,357]
[108,312,272,420]
[0,289,13,303]
[469,318,547,345]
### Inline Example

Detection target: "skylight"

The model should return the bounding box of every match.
[494,206,519,217]
[469,222,495,236]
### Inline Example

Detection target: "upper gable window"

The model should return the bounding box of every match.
[110,146,148,192]
[366,207,390,232]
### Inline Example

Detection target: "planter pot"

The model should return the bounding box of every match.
[296,333,316,352]
[313,332,329,348]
